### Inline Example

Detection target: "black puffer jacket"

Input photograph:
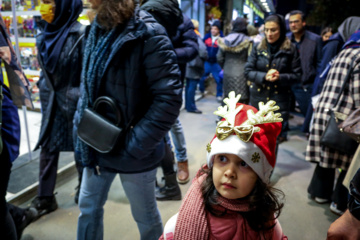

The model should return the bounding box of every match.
[74,9,182,173]
[171,14,199,83]
[35,22,84,152]
[244,37,301,106]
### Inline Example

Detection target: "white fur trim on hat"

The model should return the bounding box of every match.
[207,135,273,183]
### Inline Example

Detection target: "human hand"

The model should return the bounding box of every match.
[327,210,360,240]
[265,69,279,82]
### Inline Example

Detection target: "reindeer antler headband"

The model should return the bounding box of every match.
[215,92,283,142]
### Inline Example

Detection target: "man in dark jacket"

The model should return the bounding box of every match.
[287,10,322,120]
[200,20,224,102]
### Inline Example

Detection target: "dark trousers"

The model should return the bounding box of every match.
[161,139,176,176]
[1,146,25,240]
[185,78,199,112]
[291,83,313,117]
[38,148,60,197]
[308,164,348,210]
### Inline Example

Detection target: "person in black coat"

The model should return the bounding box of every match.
[74,1,182,239]
[30,0,85,215]
[141,0,198,198]
[245,14,301,142]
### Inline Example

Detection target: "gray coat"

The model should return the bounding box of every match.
[217,33,252,100]
[35,22,84,152]
[185,35,207,79]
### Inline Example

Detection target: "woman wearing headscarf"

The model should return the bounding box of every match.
[306,30,360,216]
[217,17,253,104]
[1,12,36,240]
[302,17,360,134]
[245,14,301,142]
[30,0,85,216]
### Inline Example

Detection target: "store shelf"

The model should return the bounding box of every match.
[1,10,40,17]
[10,37,36,43]
[24,69,40,76]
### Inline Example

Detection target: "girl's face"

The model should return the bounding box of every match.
[322,32,332,41]
[264,21,280,44]
[212,154,258,199]
[89,0,102,9]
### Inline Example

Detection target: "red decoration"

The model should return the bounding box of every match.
[204,0,219,7]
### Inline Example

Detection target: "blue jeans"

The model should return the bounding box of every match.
[165,118,187,162]
[291,83,313,117]
[185,78,199,111]
[199,61,222,97]
[77,167,162,240]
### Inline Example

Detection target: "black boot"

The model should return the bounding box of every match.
[155,172,181,201]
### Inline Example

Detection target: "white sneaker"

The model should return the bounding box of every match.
[216,96,222,102]
[315,197,330,204]
[330,202,344,216]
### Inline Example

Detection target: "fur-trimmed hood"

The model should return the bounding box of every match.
[257,37,292,52]
[218,33,252,53]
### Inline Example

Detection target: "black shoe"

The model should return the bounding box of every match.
[30,196,58,217]
[16,207,38,239]
[155,173,181,201]
[187,109,202,114]
[277,136,288,144]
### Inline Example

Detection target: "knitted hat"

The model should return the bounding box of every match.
[212,20,221,30]
[206,92,282,183]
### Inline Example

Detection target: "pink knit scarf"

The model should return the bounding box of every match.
[174,171,251,240]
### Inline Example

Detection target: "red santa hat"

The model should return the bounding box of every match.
[206,92,282,183]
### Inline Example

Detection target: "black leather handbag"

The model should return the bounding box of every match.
[320,109,358,154]
[77,96,124,153]
[320,56,359,155]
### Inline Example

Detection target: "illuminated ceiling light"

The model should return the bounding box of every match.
[261,0,266,2]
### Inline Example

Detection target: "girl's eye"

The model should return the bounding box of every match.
[219,155,227,163]
[240,161,249,168]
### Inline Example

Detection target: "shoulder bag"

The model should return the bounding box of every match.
[338,107,360,143]
[320,56,359,155]
[77,96,131,153]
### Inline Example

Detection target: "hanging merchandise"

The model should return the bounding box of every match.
[204,0,219,6]
[209,6,222,20]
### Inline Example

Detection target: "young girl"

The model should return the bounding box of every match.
[160,92,287,240]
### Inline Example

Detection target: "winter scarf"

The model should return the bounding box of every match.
[75,18,116,163]
[174,168,252,239]
[343,30,360,49]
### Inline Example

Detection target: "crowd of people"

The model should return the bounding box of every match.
[1,0,360,239]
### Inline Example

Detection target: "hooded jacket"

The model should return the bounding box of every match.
[217,32,252,100]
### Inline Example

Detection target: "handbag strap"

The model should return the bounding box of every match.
[332,55,358,110]
[93,96,136,131]
[93,96,122,126]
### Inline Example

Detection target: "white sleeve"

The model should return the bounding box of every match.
[163,213,178,240]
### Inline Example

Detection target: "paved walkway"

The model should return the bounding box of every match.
[10,93,340,240]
